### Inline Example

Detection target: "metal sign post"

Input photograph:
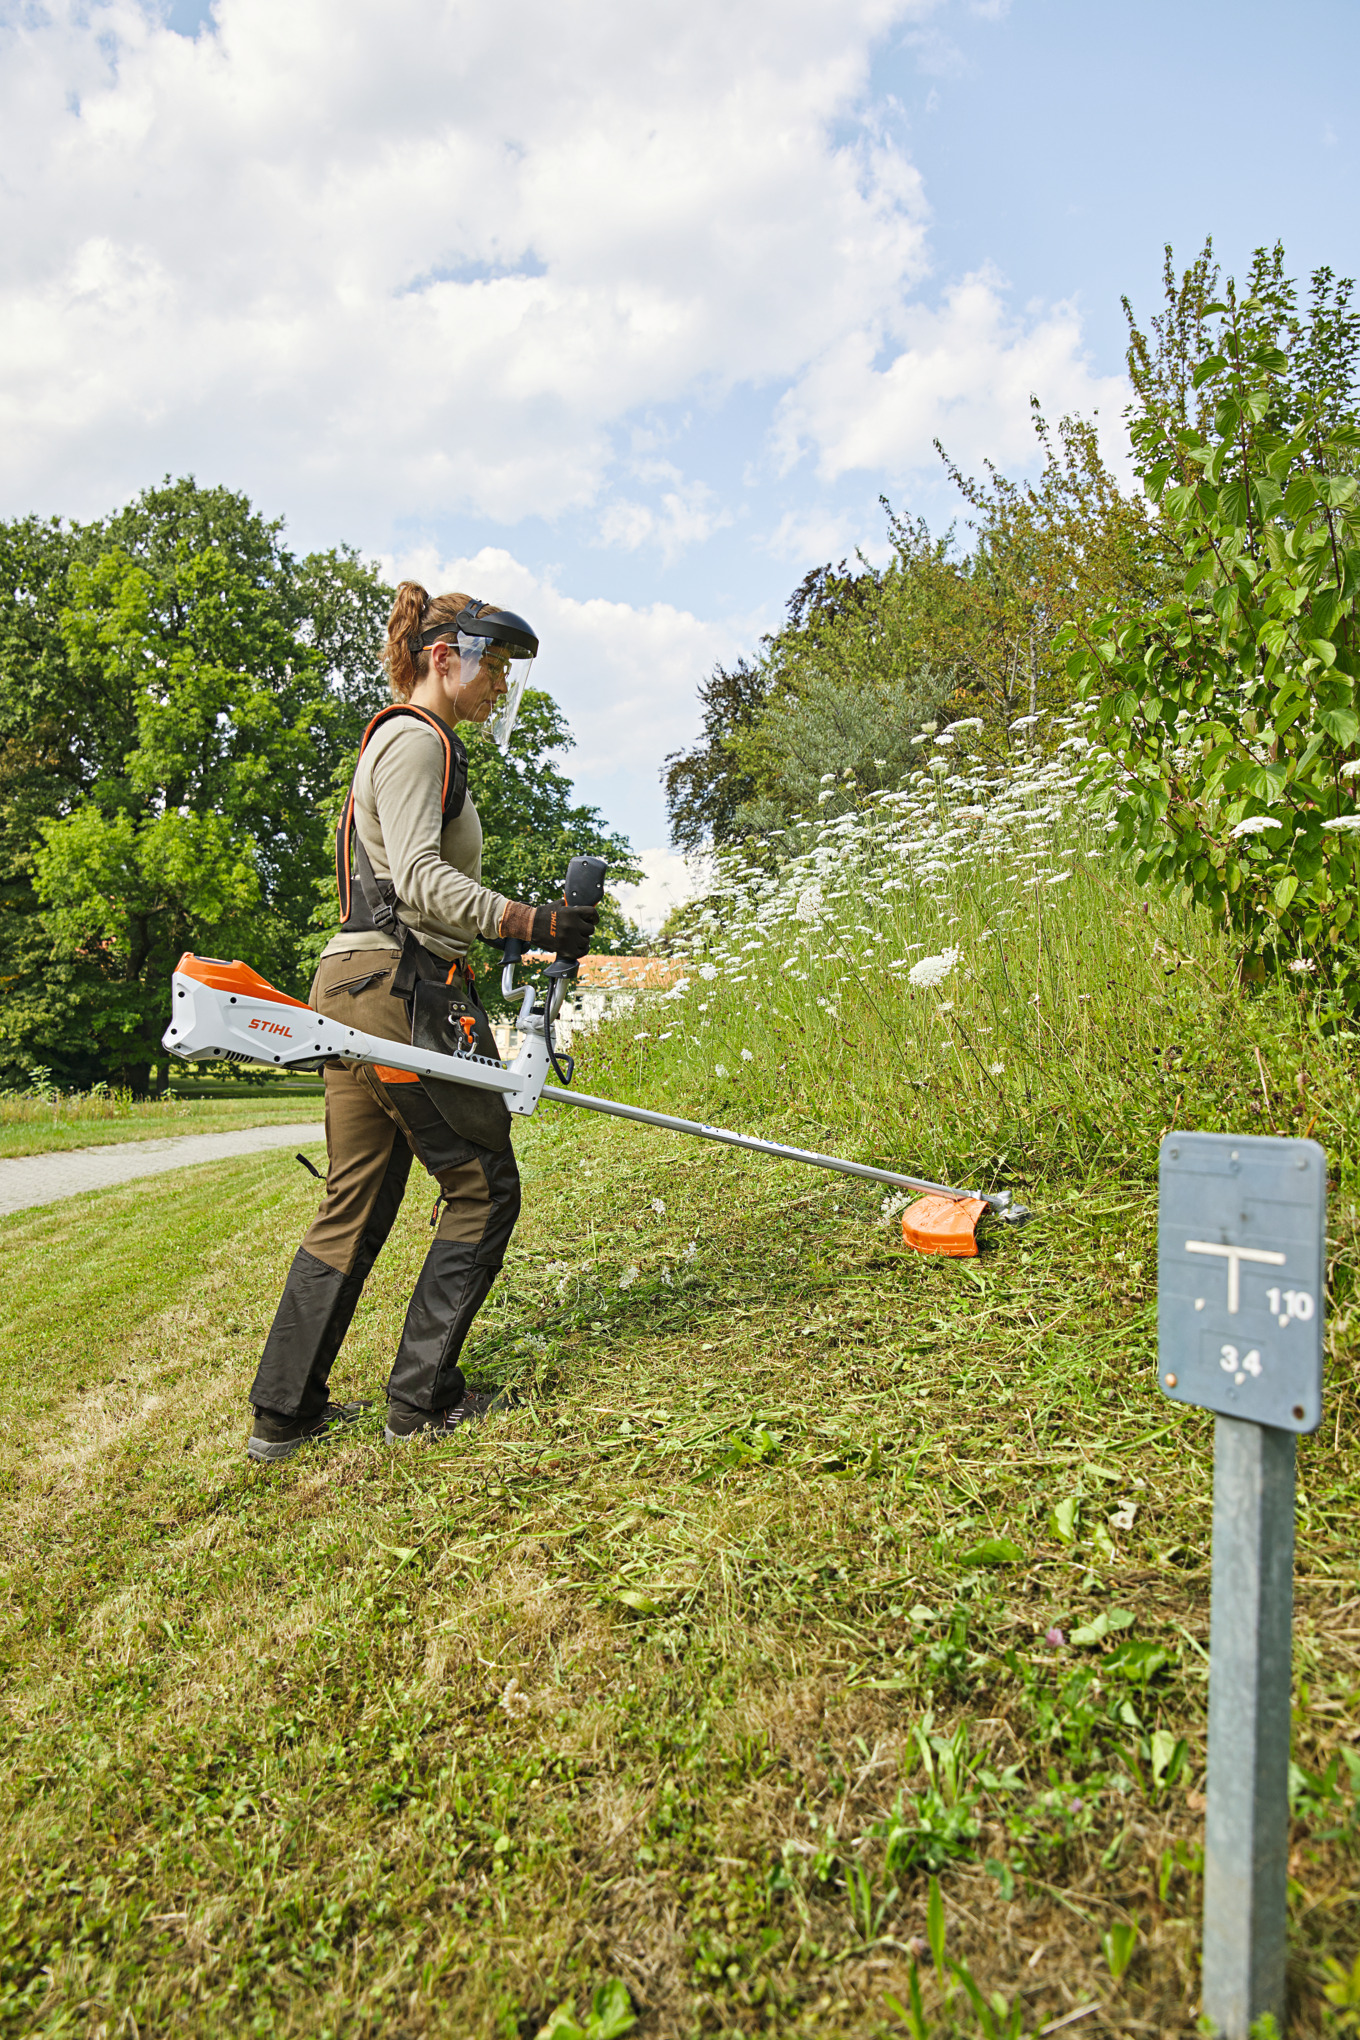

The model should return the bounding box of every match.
[1159,1132,1326,2040]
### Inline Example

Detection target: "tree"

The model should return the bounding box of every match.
[1066,245,1360,996]
[0,479,391,1090]
[662,658,769,850]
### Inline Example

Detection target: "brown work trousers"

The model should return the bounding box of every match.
[249,948,521,1422]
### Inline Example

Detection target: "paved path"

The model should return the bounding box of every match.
[0,1123,326,1219]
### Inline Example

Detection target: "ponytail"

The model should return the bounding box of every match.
[382,582,478,703]
[383,581,429,703]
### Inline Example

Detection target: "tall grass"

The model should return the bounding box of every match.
[575,714,1360,1196]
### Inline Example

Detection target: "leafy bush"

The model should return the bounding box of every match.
[1068,246,1360,999]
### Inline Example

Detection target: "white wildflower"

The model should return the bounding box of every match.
[618,1264,640,1291]
[699,963,718,980]
[820,771,836,784]
[1340,760,1360,779]
[1010,714,1043,731]
[989,1063,1006,1076]
[936,999,954,1013]
[633,1031,651,1041]
[714,1063,728,1078]
[795,884,824,923]
[1321,816,1360,832]
[741,1047,754,1061]
[1229,815,1284,838]
[880,1191,910,1222]
[683,1239,698,1263]
[944,718,984,734]
[1288,958,1317,974]
[908,948,960,989]
[651,1197,666,1216]
[1046,871,1073,885]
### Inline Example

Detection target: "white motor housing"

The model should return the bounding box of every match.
[162,954,552,1117]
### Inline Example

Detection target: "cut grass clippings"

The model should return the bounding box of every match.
[0,1084,1357,2036]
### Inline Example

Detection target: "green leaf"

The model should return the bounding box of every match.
[614,1590,661,1615]
[1191,354,1228,389]
[1306,638,1338,667]
[1218,481,1250,527]
[1050,1496,1080,1544]
[927,1875,946,1977]
[1319,707,1360,746]
[958,1537,1024,1567]
[1284,475,1318,520]
[1150,1730,1187,1791]
[587,1979,638,2039]
[1101,1918,1139,1983]
[1069,1608,1135,1647]
[1274,874,1299,912]
[536,2007,587,2040]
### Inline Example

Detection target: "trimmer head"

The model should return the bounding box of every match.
[901,1193,990,1258]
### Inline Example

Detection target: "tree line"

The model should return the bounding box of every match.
[0,479,634,1092]
[666,241,1360,1009]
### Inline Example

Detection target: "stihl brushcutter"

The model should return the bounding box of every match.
[162,856,1025,1256]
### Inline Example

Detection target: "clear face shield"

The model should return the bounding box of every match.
[463,636,534,755]
[445,602,539,755]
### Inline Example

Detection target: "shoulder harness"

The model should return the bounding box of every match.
[334,705,469,937]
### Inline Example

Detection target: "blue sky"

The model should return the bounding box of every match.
[1,0,1356,906]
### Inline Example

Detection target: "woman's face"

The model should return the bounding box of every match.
[429,640,510,723]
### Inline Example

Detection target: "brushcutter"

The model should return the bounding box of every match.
[162,856,1025,1255]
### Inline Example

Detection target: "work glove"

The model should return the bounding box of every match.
[498,898,599,959]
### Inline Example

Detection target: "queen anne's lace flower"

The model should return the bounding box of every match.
[1321,816,1360,832]
[1229,815,1284,838]
[908,949,960,988]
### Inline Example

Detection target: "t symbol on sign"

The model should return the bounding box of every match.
[1184,1239,1287,1313]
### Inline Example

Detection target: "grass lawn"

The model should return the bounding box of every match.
[0,1093,324,1160]
[1,1079,1356,2037]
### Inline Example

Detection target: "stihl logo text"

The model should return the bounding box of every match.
[248,1018,294,1037]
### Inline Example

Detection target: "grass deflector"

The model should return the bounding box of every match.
[163,952,1025,1256]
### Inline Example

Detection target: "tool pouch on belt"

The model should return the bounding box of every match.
[408,975,512,1152]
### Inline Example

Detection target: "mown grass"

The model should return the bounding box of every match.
[0,973,1357,2035]
[0,1092,324,1160]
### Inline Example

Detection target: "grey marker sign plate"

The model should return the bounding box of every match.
[1158,1132,1325,1434]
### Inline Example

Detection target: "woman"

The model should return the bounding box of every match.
[246,582,598,1461]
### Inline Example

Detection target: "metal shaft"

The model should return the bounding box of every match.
[541,1085,1003,1209]
[1202,1414,1296,2039]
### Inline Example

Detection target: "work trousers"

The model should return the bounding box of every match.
[249,947,521,1421]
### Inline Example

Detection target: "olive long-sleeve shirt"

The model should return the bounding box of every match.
[320,716,510,965]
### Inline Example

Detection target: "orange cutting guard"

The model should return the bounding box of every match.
[901,1193,989,1257]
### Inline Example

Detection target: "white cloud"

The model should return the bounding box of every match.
[773,267,1128,482]
[383,542,757,838]
[612,847,713,935]
[597,466,733,562]
[0,0,937,539]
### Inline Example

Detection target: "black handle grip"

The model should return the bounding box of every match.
[563,855,608,908]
